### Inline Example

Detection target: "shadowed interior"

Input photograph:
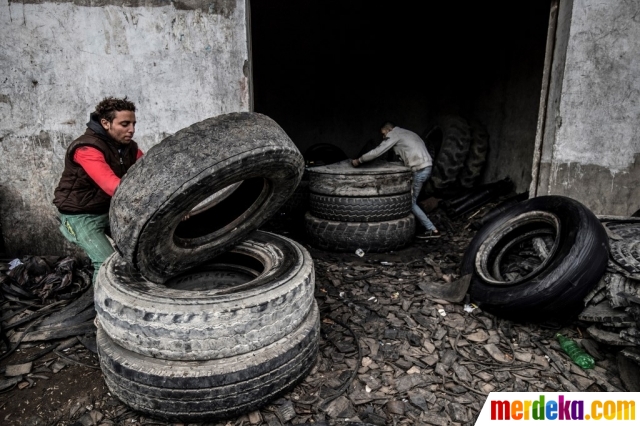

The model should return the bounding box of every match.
[174,178,268,242]
[164,251,266,291]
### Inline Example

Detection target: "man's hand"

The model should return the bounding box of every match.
[351,158,361,167]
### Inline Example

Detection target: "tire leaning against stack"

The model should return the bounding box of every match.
[110,112,305,284]
[305,160,415,252]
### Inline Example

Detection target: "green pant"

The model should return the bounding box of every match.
[58,212,114,284]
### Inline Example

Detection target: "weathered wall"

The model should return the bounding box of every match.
[535,0,640,215]
[0,0,249,255]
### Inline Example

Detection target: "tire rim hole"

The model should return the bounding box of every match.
[174,177,270,245]
[475,211,561,286]
[188,181,243,217]
[164,251,265,293]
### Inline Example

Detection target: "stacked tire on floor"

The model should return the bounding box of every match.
[305,160,415,252]
[93,113,319,422]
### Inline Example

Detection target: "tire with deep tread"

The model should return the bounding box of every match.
[462,196,609,321]
[95,231,315,361]
[458,119,489,188]
[309,193,412,222]
[304,212,415,252]
[110,112,304,283]
[308,160,412,197]
[97,301,320,422]
[429,115,471,189]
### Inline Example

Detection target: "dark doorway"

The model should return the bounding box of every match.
[250,1,552,192]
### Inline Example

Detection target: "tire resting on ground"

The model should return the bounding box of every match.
[95,231,315,361]
[304,212,415,253]
[110,112,305,283]
[458,119,489,188]
[309,193,412,222]
[97,301,319,422]
[462,196,609,321]
[430,115,471,189]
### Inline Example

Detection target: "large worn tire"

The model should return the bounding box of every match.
[458,119,489,188]
[305,212,415,252]
[309,193,412,222]
[462,196,609,321]
[95,231,315,361]
[308,160,412,197]
[429,115,471,190]
[97,301,319,422]
[110,112,304,283]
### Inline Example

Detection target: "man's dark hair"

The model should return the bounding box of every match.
[95,96,136,122]
[381,121,395,131]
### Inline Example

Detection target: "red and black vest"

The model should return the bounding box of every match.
[53,129,139,214]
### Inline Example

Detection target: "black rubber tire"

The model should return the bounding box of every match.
[279,180,310,215]
[110,112,305,283]
[458,119,489,188]
[304,212,415,253]
[97,301,319,422]
[308,160,412,197]
[95,231,315,361]
[462,196,609,321]
[309,193,412,222]
[429,115,471,190]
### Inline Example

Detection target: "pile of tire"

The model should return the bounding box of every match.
[461,195,610,321]
[305,160,415,253]
[93,113,319,422]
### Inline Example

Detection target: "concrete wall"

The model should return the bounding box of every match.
[0,0,250,255]
[535,0,640,215]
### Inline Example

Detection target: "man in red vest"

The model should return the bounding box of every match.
[53,97,143,283]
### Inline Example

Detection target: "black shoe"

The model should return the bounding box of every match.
[416,230,441,239]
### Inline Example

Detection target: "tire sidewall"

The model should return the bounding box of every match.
[465,196,609,316]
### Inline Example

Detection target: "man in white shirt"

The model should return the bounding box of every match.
[352,122,440,238]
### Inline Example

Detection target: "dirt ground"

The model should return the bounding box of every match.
[0,212,628,426]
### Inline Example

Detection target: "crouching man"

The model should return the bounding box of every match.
[53,97,143,282]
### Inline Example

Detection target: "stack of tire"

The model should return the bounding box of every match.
[305,160,415,253]
[93,113,319,422]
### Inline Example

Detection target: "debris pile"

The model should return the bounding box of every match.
[579,220,640,388]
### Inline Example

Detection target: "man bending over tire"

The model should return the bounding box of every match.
[352,122,440,238]
[53,97,143,283]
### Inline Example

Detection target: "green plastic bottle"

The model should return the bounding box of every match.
[556,333,595,369]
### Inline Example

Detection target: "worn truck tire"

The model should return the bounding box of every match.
[428,115,471,189]
[308,160,412,197]
[97,301,319,422]
[110,112,304,283]
[305,212,415,252]
[462,196,609,321]
[95,231,315,361]
[309,193,412,222]
[458,119,489,188]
